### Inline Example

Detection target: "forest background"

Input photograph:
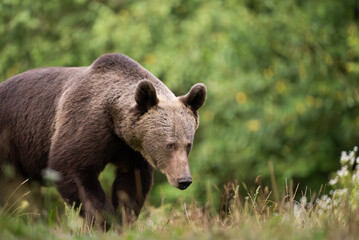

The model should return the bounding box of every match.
[1,0,359,207]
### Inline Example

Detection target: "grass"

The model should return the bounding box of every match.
[1,148,359,240]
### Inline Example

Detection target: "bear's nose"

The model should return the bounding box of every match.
[177,177,192,190]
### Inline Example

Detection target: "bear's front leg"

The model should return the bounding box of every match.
[52,170,115,229]
[48,124,116,230]
[112,157,153,225]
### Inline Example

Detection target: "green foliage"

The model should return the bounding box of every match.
[1,0,359,205]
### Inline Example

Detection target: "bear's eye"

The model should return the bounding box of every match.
[166,143,175,150]
[186,143,192,155]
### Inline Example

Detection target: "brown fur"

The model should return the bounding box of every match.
[0,53,206,226]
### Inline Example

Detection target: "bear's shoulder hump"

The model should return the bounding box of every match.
[90,53,140,73]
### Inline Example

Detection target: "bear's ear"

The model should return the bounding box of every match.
[134,80,159,112]
[179,83,207,111]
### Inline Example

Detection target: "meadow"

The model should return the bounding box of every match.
[1,147,358,240]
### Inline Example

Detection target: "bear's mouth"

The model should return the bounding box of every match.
[164,173,178,188]
[144,155,190,190]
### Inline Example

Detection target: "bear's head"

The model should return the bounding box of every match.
[128,80,206,190]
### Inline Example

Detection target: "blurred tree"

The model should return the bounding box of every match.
[1,0,359,205]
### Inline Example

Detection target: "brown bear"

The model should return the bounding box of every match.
[0,53,206,226]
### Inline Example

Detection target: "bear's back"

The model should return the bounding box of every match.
[0,53,175,179]
[0,67,85,179]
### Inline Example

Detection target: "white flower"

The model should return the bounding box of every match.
[349,151,355,166]
[337,166,349,177]
[334,188,348,197]
[293,203,301,218]
[352,171,359,183]
[349,151,355,158]
[350,157,355,166]
[354,146,358,152]
[300,196,307,206]
[329,177,338,185]
[340,151,349,165]
[325,196,332,205]
[316,195,332,210]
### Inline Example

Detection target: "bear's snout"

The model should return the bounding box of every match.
[177,176,192,190]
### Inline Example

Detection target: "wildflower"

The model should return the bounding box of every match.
[316,146,359,218]
[325,195,332,205]
[293,201,307,220]
[352,171,359,183]
[316,195,332,211]
[300,196,307,206]
[340,151,349,165]
[337,166,349,177]
[293,203,301,218]
[350,157,355,166]
[334,188,348,196]
[329,177,338,185]
[20,200,29,209]
[349,151,355,166]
